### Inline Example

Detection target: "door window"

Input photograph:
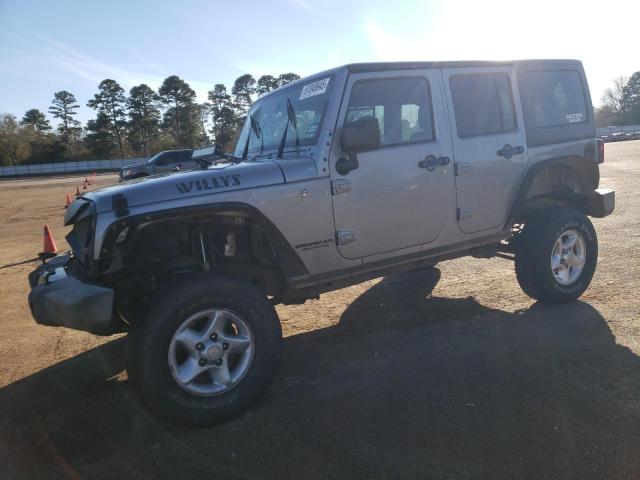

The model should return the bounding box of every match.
[154,153,177,166]
[345,77,434,146]
[449,73,517,138]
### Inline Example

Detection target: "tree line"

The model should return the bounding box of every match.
[0,72,300,166]
[3,70,639,166]
[595,72,640,127]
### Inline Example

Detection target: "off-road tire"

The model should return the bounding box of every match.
[514,208,597,304]
[127,274,282,427]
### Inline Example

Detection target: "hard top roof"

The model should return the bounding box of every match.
[344,59,581,73]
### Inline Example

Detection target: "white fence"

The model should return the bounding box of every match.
[597,125,640,136]
[0,158,146,178]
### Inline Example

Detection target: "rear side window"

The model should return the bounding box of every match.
[449,73,517,138]
[345,77,434,147]
[179,150,193,161]
[525,70,588,127]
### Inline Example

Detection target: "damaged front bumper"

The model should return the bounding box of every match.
[28,254,115,335]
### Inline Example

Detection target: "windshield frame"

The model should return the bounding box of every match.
[234,74,335,157]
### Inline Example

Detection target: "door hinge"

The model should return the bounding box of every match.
[331,179,352,195]
[457,208,473,221]
[336,229,357,245]
[455,163,471,176]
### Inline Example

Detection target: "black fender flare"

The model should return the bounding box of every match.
[99,202,309,281]
[505,155,599,226]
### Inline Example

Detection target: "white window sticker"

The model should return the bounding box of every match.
[566,112,584,123]
[299,78,330,100]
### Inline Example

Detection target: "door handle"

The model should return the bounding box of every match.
[418,155,450,171]
[497,144,524,159]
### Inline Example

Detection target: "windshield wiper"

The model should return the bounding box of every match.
[194,145,247,169]
[276,98,298,159]
[242,113,262,159]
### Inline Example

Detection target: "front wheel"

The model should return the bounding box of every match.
[127,275,282,426]
[514,208,598,304]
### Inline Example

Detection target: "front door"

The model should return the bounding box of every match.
[442,67,528,233]
[330,71,455,260]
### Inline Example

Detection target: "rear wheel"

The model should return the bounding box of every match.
[127,275,282,426]
[514,208,598,303]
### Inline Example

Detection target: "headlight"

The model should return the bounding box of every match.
[122,169,132,177]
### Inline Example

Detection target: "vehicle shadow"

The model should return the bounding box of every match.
[2,268,640,480]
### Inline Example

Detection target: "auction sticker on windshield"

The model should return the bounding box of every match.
[300,78,330,100]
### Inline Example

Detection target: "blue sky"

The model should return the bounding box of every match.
[1,0,638,123]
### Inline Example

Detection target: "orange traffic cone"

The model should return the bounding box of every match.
[83,180,87,190]
[92,171,96,177]
[65,193,72,208]
[76,185,81,196]
[39,224,58,260]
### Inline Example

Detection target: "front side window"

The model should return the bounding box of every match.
[345,77,434,147]
[234,76,333,157]
[525,70,588,127]
[450,73,517,138]
[154,153,177,166]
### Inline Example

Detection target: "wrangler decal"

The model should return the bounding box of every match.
[176,174,241,194]
[295,238,334,252]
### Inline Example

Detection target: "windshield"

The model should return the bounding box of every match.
[234,75,334,157]
[147,152,163,164]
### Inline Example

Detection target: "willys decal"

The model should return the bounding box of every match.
[176,174,241,194]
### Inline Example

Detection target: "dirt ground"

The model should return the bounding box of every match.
[1,142,639,479]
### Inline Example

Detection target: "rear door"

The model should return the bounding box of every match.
[442,67,528,233]
[330,70,455,259]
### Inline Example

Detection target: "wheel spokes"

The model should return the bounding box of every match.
[168,308,254,395]
[556,265,570,284]
[220,332,252,355]
[210,362,232,386]
[173,327,202,351]
[203,310,227,339]
[175,356,205,385]
[564,233,578,249]
[566,251,584,268]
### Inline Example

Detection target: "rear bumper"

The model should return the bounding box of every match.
[586,188,615,218]
[28,255,115,335]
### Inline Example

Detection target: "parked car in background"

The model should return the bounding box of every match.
[119,149,194,181]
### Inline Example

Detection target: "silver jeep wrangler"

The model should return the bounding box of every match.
[28,60,615,426]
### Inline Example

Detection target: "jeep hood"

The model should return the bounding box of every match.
[85,160,287,214]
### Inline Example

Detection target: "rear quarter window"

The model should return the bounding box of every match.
[525,70,588,127]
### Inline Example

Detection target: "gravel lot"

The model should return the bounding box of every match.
[1,142,639,479]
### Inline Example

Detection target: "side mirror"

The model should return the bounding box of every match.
[337,116,380,175]
[340,116,381,154]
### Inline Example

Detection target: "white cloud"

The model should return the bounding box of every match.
[365,0,640,103]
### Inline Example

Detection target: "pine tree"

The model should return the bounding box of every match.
[127,84,161,156]
[277,73,300,87]
[48,91,81,154]
[231,74,256,115]
[256,75,279,96]
[87,79,128,157]
[622,72,640,124]
[208,84,239,151]
[85,112,117,158]
[158,75,197,147]
[20,109,51,134]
